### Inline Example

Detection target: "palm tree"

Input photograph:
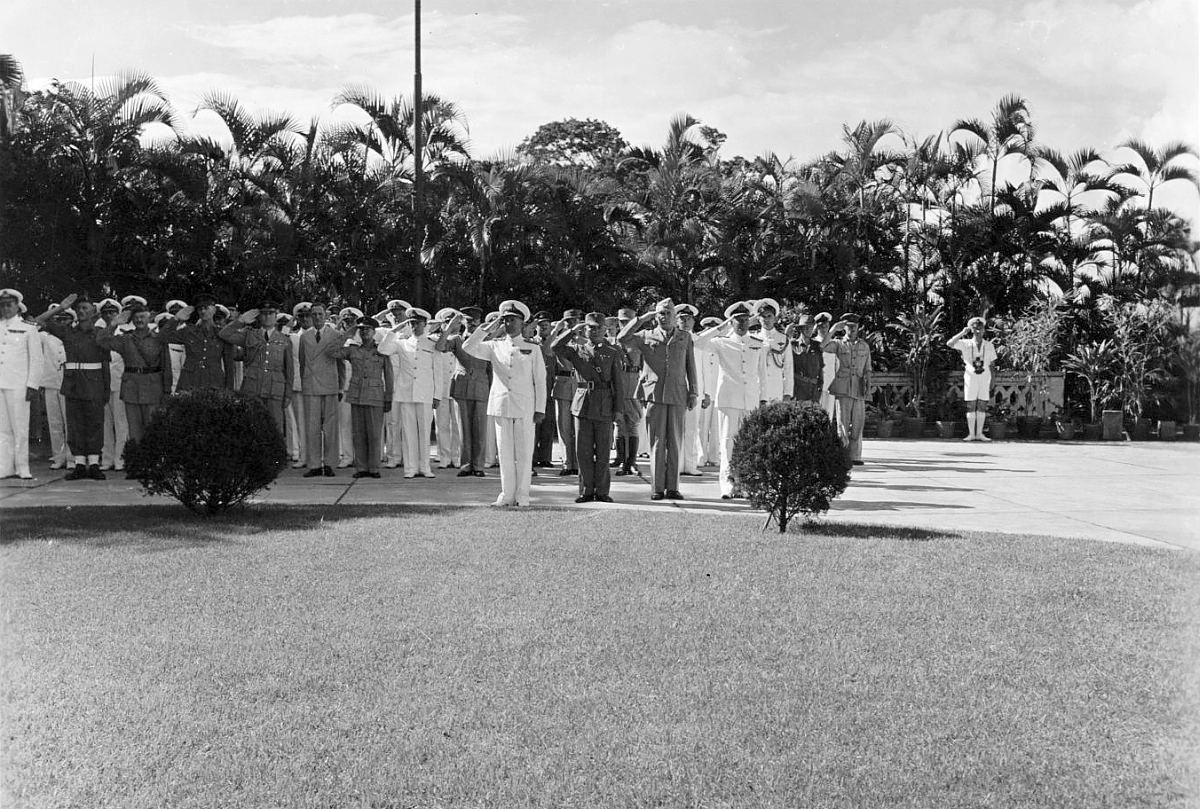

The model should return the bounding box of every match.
[1109,140,1200,211]
[0,53,24,139]
[951,94,1035,212]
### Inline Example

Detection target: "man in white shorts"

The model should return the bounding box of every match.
[947,316,997,441]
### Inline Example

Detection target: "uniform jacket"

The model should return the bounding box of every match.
[791,344,824,402]
[462,330,547,419]
[758,326,795,401]
[618,326,697,406]
[551,349,579,401]
[39,331,66,390]
[329,341,394,406]
[693,327,768,410]
[220,324,294,399]
[298,325,346,396]
[617,343,643,403]
[0,315,44,391]
[160,319,235,390]
[383,332,444,404]
[41,321,109,402]
[439,332,491,402]
[552,334,625,421]
[823,337,872,400]
[288,331,304,392]
[97,327,169,405]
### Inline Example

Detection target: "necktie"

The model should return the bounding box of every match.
[315,330,321,343]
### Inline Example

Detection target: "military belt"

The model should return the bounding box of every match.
[64,362,103,370]
[125,366,163,375]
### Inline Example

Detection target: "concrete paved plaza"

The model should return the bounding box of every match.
[2,440,1196,551]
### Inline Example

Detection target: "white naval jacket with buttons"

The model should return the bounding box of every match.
[692,326,768,410]
[39,331,66,389]
[379,331,444,405]
[461,330,547,420]
[758,326,795,401]
[0,316,43,390]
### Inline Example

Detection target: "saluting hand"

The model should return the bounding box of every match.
[175,305,194,321]
[238,308,259,325]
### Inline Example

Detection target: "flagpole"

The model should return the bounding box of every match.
[412,0,425,307]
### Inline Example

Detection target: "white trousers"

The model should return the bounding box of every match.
[286,393,306,461]
[0,388,31,477]
[493,414,535,505]
[485,417,498,466]
[698,402,719,466]
[338,399,353,464]
[399,402,433,476]
[717,407,747,497]
[44,388,70,465]
[435,397,461,466]
[681,401,702,474]
[384,404,404,466]
[102,389,129,469]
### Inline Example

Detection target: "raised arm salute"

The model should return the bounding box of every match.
[948,316,997,441]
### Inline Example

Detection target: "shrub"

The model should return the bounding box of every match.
[124,388,287,515]
[730,401,851,533]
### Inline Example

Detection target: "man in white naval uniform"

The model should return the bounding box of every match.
[0,288,44,480]
[753,298,794,403]
[388,306,444,479]
[336,306,362,468]
[696,316,721,467]
[431,307,462,469]
[286,302,313,468]
[693,301,768,499]
[812,311,838,421]
[97,298,128,471]
[40,309,72,469]
[461,300,546,507]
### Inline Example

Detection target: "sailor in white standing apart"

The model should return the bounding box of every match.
[692,301,768,499]
[695,316,721,467]
[40,308,72,469]
[389,306,443,479]
[97,298,128,471]
[432,307,462,469]
[462,300,547,507]
[753,298,794,403]
[0,288,44,480]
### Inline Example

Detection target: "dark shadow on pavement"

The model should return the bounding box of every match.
[0,503,475,549]
[832,500,972,511]
[850,482,979,493]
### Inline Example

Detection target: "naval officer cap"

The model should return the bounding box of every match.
[700,316,721,327]
[340,306,363,320]
[755,297,781,315]
[99,297,121,312]
[386,298,411,312]
[531,310,551,323]
[840,312,861,324]
[404,306,432,322]
[460,305,483,321]
[276,313,293,326]
[357,315,380,329]
[433,307,460,323]
[724,301,754,319]
[497,300,531,321]
[165,299,188,312]
[968,316,986,328]
[0,288,22,304]
[18,302,27,314]
[292,301,313,318]
[120,294,147,309]
[153,312,172,327]
[674,303,699,318]
[214,304,231,319]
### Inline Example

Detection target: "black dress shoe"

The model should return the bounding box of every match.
[323,466,335,477]
[665,490,684,500]
[303,468,323,478]
[457,468,473,477]
[594,494,614,503]
[721,494,733,500]
[367,471,381,478]
[558,468,574,476]
[574,494,595,503]
[88,464,106,480]
[614,468,630,477]
[352,470,369,478]
[473,470,486,477]
[650,492,665,501]
[531,469,538,477]
[64,466,87,481]
[852,460,864,466]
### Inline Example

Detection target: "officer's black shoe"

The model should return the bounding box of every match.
[88,464,106,480]
[650,492,665,501]
[574,494,595,503]
[352,470,369,478]
[322,466,335,477]
[531,469,538,477]
[594,495,614,503]
[457,468,473,477]
[720,494,733,500]
[665,490,684,500]
[367,472,381,479]
[614,468,630,477]
[303,468,323,478]
[64,465,88,481]
[852,460,864,466]
[557,468,573,476]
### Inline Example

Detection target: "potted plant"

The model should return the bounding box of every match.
[888,305,945,429]
[876,404,898,438]
[995,298,1063,434]
[1170,332,1200,442]
[1158,420,1177,440]
[1063,340,1115,443]
[934,396,963,439]
[1051,410,1079,440]
[988,404,1013,440]
[1098,296,1172,441]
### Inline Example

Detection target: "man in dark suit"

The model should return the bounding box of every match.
[299,303,344,477]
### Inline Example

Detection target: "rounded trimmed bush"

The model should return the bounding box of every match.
[124,388,287,515]
[730,400,851,532]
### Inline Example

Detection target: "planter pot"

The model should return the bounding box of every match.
[935,420,961,439]
[1038,425,1058,440]
[1083,423,1103,441]
[1016,417,1042,440]
[877,419,896,439]
[989,422,1009,440]
[1101,410,1124,441]
[1184,424,1200,441]
[1056,421,1077,441]
[903,418,926,439]
[1157,421,1177,440]
[1131,418,1152,441]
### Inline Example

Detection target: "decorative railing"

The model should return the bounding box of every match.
[869,371,1064,417]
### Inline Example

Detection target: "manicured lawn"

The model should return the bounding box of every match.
[1,505,1198,808]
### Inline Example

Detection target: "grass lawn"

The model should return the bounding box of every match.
[1,504,1198,808]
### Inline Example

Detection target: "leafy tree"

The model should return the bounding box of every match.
[516,118,627,168]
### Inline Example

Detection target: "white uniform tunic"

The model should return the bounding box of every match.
[693,327,769,497]
[954,337,997,401]
[0,315,43,478]
[758,327,794,402]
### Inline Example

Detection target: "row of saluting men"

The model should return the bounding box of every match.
[0,288,874,505]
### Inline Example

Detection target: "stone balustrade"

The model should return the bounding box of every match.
[869,371,1065,416]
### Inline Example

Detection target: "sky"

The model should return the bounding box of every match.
[5,0,1200,215]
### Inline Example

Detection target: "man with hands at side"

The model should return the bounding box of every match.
[329,316,393,479]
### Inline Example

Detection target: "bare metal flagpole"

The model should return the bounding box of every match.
[412,0,425,306]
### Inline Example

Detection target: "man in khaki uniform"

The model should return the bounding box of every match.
[823,313,872,466]
[219,302,294,436]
